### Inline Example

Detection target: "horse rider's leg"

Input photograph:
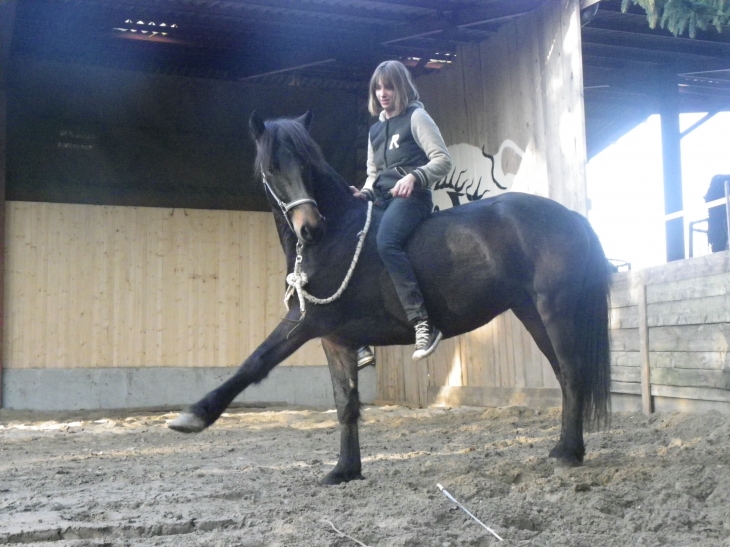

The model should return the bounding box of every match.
[320,338,364,485]
[375,193,433,326]
[168,317,315,433]
[512,298,572,455]
[533,291,585,466]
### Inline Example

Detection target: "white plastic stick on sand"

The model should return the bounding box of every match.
[437,483,503,542]
[322,519,371,547]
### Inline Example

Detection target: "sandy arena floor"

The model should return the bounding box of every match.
[1,403,730,546]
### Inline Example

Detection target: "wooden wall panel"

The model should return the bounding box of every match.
[608,251,730,410]
[4,202,325,369]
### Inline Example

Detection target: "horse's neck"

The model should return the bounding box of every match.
[271,169,369,267]
[313,167,358,221]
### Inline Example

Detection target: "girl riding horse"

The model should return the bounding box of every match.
[352,60,452,362]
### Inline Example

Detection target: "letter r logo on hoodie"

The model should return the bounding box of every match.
[389,134,400,149]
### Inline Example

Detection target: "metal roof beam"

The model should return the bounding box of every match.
[582,27,730,59]
[379,0,541,45]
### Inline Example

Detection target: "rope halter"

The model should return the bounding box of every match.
[262,173,318,234]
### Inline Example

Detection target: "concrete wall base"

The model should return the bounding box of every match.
[2,365,376,411]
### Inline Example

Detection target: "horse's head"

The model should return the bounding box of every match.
[250,110,326,245]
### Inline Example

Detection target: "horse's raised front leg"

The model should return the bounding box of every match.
[168,316,314,433]
[320,338,363,485]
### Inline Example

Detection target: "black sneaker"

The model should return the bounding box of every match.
[357,346,375,369]
[412,320,442,361]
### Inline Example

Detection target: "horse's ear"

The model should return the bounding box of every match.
[296,110,313,131]
[249,111,266,141]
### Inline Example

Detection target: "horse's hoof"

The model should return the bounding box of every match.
[549,443,583,467]
[320,469,365,486]
[167,412,207,433]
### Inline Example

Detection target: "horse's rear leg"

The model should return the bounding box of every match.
[516,295,585,466]
[320,338,364,485]
[168,318,313,433]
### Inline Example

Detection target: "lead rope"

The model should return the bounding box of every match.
[284,201,373,318]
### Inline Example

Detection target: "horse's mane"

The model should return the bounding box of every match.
[254,118,330,178]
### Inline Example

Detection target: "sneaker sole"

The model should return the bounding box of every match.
[412,331,443,361]
[357,357,375,369]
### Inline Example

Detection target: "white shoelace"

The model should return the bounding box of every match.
[414,321,430,349]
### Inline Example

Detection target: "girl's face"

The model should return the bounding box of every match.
[375,79,397,117]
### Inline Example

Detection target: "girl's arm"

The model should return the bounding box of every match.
[359,137,377,201]
[410,108,452,189]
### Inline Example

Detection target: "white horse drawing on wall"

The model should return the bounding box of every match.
[433,140,525,212]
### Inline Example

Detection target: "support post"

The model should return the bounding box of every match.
[0,1,16,408]
[638,284,653,415]
[659,74,685,262]
[725,180,730,252]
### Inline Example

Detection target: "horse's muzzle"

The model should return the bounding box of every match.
[292,204,326,244]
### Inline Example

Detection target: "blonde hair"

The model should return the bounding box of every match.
[368,60,419,117]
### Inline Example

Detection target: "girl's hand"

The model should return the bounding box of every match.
[350,186,368,200]
[391,173,417,198]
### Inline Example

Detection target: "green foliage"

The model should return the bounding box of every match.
[621,0,729,37]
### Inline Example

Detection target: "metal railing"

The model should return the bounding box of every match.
[666,179,730,258]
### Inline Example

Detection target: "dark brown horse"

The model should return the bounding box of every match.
[169,111,612,484]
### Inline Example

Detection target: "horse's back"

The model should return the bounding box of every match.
[406,192,595,333]
[413,192,589,272]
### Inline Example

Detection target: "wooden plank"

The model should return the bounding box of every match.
[610,305,639,329]
[4,204,24,368]
[650,367,730,391]
[610,252,730,292]
[505,313,517,388]
[611,351,642,368]
[651,384,730,403]
[511,313,527,389]
[638,284,653,414]
[148,208,164,367]
[650,324,730,353]
[610,328,640,352]
[90,206,109,368]
[510,10,548,194]
[45,204,61,367]
[647,271,730,304]
[80,206,95,367]
[465,325,485,387]
[540,0,565,205]
[639,252,730,285]
[647,294,730,326]
[611,381,642,395]
[652,351,730,370]
[609,285,642,308]
[611,365,641,383]
[616,257,730,295]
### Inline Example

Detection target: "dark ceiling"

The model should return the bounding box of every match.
[8,0,730,157]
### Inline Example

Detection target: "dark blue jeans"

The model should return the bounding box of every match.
[375,189,433,323]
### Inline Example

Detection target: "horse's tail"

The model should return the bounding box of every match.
[574,213,612,430]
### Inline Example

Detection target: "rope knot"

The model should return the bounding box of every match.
[286,271,308,288]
